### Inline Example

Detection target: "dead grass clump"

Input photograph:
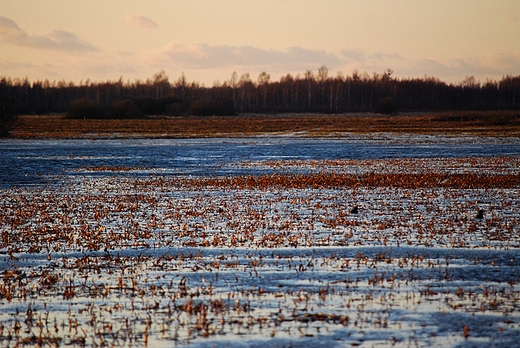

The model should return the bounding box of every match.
[171,172,520,190]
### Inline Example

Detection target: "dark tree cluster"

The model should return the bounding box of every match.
[0,80,18,136]
[1,68,520,122]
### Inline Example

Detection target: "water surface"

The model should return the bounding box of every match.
[2,136,519,188]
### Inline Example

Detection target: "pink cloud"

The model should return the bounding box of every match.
[506,6,519,22]
[0,15,99,52]
[125,14,158,29]
[153,42,341,71]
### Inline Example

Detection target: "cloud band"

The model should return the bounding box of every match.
[0,15,98,52]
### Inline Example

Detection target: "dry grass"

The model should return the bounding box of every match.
[11,111,520,138]
[165,172,520,190]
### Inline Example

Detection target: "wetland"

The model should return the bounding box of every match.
[1,130,519,347]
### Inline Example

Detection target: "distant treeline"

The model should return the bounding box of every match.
[1,67,520,117]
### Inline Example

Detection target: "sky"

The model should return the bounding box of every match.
[1,0,519,86]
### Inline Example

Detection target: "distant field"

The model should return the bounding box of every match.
[11,111,520,138]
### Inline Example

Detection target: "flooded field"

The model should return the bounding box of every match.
[0,136,519,347]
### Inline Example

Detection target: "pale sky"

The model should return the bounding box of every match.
[1,0,519,85]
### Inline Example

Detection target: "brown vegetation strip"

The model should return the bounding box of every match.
[11,111,520,138]
[165,172,520,189]
[83,165,147,172]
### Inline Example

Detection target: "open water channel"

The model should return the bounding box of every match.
[2,135,520,188]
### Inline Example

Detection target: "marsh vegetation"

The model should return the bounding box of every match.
[0,136,519,347]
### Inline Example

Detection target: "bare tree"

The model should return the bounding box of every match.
[238,73,253,112]
[257,72,271,109]
[153,70,170,99]
[317,65,329,109]
[175,73,188,99]
[229,71,238,108]
[304,69,314,110]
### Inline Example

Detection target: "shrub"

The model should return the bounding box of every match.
[66,98,107,119]
[187,98,236,116]
[132,97,184,116]
[110,99,144,119]
[132,97,164,116]
[165,102,186,116]
[376,97,398,115]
